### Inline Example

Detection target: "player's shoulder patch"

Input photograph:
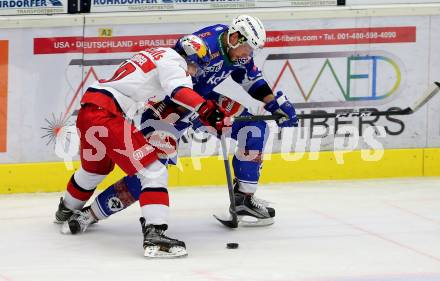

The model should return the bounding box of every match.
[130,52,156,74]
[143,47,169,61]
[153,48,185,69]
[197,31,212,39]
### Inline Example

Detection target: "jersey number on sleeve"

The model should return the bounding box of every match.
[100,61,136,83]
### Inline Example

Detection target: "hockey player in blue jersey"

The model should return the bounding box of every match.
[184,15,298,225]
[56,15,298,234]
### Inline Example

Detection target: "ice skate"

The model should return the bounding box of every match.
[61,206,97,234]
[234,182,275,226]
[54,197,73,224]
[140,217,187,258]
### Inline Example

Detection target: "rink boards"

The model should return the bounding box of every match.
[0,147,439,193]
[1,4,440,193]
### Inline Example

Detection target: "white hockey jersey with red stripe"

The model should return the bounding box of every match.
[84,48,194,119]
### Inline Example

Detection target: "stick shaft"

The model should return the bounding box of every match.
[233,108,412,122]
[220,135,238,227]
[234,81,440,123]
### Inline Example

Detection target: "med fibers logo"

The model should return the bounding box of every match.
[264,50,404,109]
[0,0,62,8]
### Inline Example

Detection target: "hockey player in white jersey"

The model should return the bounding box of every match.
[55,35,230,258]
[56,15,299,233]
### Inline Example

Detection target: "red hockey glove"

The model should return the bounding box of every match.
[197,100,231,135]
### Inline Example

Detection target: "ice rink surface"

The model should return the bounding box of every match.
[1,177,440,281]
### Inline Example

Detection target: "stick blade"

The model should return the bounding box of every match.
[410,82,440,112]
[213,214,238,228]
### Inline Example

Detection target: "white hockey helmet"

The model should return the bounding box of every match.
[227,15,266,50]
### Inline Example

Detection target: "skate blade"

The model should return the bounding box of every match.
[238,216,274,227]
[60,221,72,234]
[144,246,188,259]
[53,219,64,224]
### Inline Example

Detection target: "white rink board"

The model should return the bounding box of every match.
[427,15,440,148]
[89,0,339,13]
[79,16,440,157]
[347,0,440,5]
[0,25,84,163]
[0,8,440,163]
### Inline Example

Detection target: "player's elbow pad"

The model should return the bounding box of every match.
[249,83,273,102]
[170,87,206,112]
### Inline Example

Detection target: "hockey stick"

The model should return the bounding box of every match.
[232,82,440,122]
[213,134,239,228]
[213,82,439,228]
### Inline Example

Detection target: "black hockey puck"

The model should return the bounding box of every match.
[226,243,239,249]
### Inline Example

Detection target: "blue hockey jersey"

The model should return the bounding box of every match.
[192,24,269,98]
